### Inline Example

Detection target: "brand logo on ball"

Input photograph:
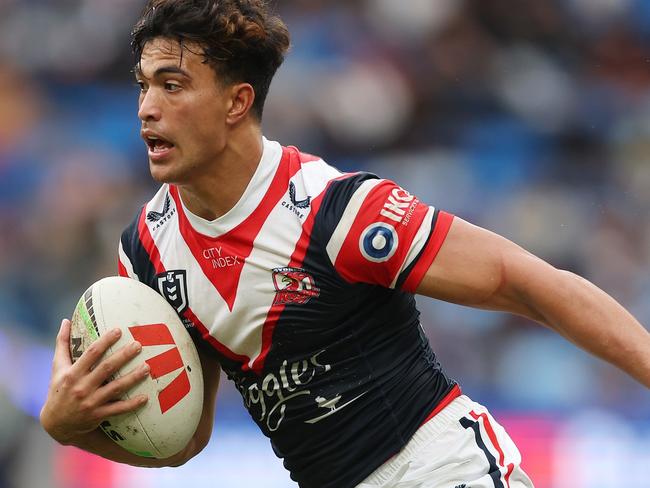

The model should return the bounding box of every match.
[157,270,189,314]
[129,323,190,414]
[359,223,399,262]
[272,267,320,305]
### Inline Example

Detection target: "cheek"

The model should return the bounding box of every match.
[186,104,227,147]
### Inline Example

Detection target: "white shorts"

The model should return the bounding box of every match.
[356,395,534,488]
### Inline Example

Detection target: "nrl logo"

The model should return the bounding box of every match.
[156,270,189,314]
[272,267,320,305]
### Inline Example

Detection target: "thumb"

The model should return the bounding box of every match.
[52,318,73,369]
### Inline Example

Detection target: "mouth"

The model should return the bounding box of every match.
[144,134,175,161]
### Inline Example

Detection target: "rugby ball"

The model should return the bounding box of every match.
[70,276,203,459]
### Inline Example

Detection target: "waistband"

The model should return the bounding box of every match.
[357,394,476,486]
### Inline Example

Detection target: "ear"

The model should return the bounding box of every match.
[226,83,256,124]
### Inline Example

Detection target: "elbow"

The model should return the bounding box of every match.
[497,253,565,325]
[512,266,584,329]
[165,447,196,468]
[190,426,212,460]
[166,442,200,467]
[166,430,211,467]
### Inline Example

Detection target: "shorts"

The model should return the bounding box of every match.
[355,395,534,488]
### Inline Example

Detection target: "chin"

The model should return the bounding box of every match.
[149,167,172,184]
[149,161,184,185]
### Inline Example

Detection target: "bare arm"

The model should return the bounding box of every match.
[40,319,221,467]
[417,217,650,388]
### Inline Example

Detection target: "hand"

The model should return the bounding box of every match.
[40,319,150,444]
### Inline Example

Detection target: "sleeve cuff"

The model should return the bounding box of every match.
[401,211,455,293]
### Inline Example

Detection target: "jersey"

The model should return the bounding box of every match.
[118,138,459,488]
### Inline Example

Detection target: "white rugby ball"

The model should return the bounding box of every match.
[70,276,203,459]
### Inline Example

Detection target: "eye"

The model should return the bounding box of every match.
[165,82,181,92]
[135,81,147,92]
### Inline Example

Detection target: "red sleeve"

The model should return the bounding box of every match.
[325,178,454,291]
[400,210,454,293]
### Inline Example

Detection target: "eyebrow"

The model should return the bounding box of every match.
[133,65,191,80]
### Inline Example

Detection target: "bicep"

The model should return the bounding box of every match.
[416,217,557,321]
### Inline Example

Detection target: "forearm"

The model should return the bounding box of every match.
[60,428,197,468]
[63,349,222,468]
[417,218,650,388]
[516,265,650,388]
[41,319,216,468]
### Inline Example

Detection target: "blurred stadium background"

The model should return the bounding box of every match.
[1,0,650,487]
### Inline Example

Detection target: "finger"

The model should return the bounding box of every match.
[83,340,142,389]
[72,327,123,374]
[52,319,73,369]
[94,362,150,404]
[95,394,148,420]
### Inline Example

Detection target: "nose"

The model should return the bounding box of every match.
[138,89,162,122]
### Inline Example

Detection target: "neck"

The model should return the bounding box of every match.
[178,124,263,221]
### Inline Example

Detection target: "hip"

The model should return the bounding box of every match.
[356,395,534,488]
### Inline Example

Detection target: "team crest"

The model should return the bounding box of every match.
[272,267,320,305]
[157,270,189,314]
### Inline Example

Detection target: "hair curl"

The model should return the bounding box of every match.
[131,0,290,119]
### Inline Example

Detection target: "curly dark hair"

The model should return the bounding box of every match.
[131,0,290,119]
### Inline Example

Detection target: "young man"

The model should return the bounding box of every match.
[40,1,650,487]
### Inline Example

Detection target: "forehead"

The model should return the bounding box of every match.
[137,37,206,76]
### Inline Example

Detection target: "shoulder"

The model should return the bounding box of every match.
[120,184,171,237]
[280,142,379,211]
[118,184,172,276]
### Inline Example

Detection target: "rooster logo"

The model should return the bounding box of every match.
[272,267,320,305]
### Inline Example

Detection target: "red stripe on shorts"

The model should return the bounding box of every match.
[470,410,514,488]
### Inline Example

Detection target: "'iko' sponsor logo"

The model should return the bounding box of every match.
[379,187,418,227]
[357,185,420,263]
[129,323,191,414]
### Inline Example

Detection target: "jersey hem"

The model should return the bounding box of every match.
[421,383,462,426]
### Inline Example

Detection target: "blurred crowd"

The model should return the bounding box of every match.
[1,0,650,485]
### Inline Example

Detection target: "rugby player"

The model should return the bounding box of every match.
[40,1,650,487]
